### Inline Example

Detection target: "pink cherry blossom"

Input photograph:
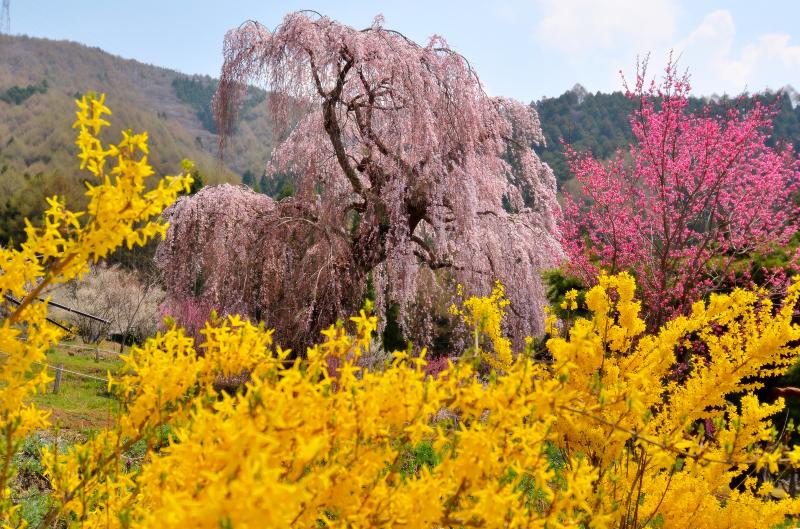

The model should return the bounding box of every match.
[157,12,562,351]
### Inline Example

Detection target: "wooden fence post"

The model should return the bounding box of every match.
[52,363,63,394]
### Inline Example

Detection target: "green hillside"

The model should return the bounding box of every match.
[0,34,278,245]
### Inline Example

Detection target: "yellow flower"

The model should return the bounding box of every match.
[5,97,800,529]
[561,288,579,311]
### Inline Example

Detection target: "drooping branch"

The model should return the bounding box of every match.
[164,11,563,351]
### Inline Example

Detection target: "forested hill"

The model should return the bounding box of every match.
[534,84,800,185]
[0,34,279,244]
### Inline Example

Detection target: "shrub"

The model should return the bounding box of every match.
[5,96,800,529]
[159,295,214,342]
[53,265,164,348]
[0,94,191,525]
[34,271,800,529]
[560,59,800,329]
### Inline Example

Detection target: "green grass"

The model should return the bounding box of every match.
[11,434,53,527]
[12,344,133,526]
[29,341,125,431]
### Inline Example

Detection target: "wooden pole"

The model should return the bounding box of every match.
[52,363,63,394]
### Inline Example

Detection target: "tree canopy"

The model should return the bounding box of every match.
[156,12,562,351]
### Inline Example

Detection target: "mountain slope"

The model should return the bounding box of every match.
[0,34,277,189]
[0,34,282,244]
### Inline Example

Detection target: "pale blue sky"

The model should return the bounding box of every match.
[8,1,800,102]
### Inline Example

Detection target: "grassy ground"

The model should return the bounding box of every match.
[12,341,127,526]
[30,340,125,431]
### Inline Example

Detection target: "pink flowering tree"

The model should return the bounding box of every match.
[561,60,800,329]
[156,11,561,351]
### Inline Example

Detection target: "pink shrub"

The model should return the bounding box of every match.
[423,356,453,379]
[560,59,800,328]
[160,296,215,343]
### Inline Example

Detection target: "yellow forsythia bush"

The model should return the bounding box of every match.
[4,98,800,528]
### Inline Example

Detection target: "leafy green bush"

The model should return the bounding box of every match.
[11,436,51,527]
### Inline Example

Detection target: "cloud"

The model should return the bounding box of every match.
[674,9,800,95]
[536,0,678,56]
[532,1,799,96]
[493,3,520,24]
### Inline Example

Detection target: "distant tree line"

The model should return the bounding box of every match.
[534,84,800,183]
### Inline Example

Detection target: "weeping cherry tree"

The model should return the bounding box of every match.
[156,11,562,351]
